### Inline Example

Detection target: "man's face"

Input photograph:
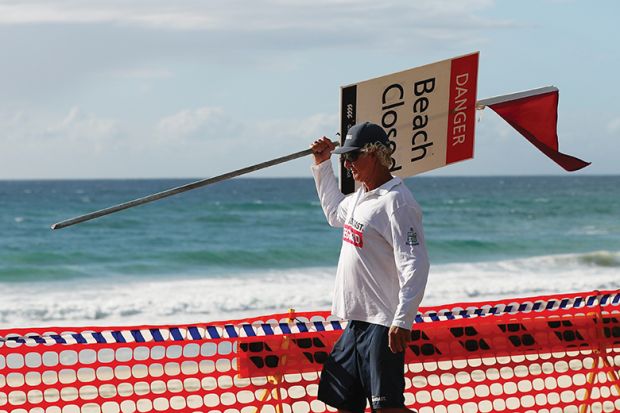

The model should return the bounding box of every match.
[343,150,379,185]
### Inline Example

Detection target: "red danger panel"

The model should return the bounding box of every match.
[446,53,478,164]
[1,290,619,413]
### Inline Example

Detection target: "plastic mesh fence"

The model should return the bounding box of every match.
[1,290,619,413]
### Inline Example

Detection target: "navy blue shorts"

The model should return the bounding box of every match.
[318,320,405,412]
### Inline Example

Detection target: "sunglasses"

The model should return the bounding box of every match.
[341,150,364,163]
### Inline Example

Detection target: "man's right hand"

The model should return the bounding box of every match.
[310,137,336,165]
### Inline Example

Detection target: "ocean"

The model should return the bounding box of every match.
[1,175,619,328]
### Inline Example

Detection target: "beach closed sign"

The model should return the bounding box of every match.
[339,52,479,193]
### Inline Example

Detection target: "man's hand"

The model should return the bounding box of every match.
[310,137,335,165]
[388,326,411,353]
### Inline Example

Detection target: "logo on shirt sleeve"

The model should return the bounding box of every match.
[343,224,364,248]
[406,227,419,246]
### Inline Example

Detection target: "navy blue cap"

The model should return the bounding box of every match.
[333,122,389,154]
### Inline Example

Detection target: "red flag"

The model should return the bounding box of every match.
[483,87,590,171]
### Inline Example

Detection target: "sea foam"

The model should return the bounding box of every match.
[1,250,618,329]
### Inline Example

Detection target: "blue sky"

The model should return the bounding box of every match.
[1,0,618,179]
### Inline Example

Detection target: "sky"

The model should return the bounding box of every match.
[1,0,618,179]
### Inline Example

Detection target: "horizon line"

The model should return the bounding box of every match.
[1,173,618,182]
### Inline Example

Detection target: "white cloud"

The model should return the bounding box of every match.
[154,107,337,155]
[475,109,515,142]
[145,108,338,177]
[0,0,516,103]
[0,106,128,178]
[607,117,620,135]
[0,109,33,141]
[0,105,120,159]
[0,1,511,38]
[255,113,339,144]
[46,107,119,143]
[156,107,242,143]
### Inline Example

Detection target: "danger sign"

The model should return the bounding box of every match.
[339,52,479,193]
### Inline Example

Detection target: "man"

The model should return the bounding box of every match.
[310,121,430,413]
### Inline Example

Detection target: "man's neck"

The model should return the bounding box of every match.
[363,169,393,191]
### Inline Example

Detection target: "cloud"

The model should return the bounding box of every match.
[474,108,515,142]
[0,1,513,46]
[0,109,33,141]
[156,107,242,143]
[0,1,503,31]
[46,107,120,143]
[146,107,338,177]
[0,106,127,178]
[0,0,515,102]
[254,113,339,144]
[0,106,120,153]
[607,117,620,135]
[154,107,337,153]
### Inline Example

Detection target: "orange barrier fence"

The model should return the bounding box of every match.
[1,290,619,413]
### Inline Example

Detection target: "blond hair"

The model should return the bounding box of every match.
[362,142,392,168]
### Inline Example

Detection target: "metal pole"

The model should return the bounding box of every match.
[476,86,557,109]
[51,142,338,230]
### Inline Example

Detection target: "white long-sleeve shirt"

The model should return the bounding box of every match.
[312,160,430,329]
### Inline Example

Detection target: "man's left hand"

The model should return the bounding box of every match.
[388,326,411,353]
